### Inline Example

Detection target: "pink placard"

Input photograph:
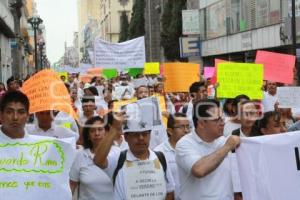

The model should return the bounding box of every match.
[204,67,215,79]
[255,50,295,84]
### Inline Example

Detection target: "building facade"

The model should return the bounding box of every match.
[99,0,133,43]
[186,0,294,66]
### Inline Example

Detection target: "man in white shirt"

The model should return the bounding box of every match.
[26,110,78,141]
[155,113,190,200]
[94,112,175,200]
[176,99,240,200]
[262,81,278,113]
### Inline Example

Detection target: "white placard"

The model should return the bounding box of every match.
[133,77,148,88]
[236,132,300,200]
[0,135,75,200]
[182,10,201,35]
[94,36,146,69]
[124,159,166,200]
[277,87,300,108]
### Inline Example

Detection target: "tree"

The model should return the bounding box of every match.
[119,11,129,42]
[161,0,187,61]
[128,0,145,39]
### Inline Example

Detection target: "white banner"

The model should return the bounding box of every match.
[0,135,75,200]
[94,36,146,69]
[277,87,300,108]
[236,132,300,200]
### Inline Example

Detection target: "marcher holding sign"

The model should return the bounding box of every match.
[176,99,240,200]
[0,91,75,200]
[93,111,175,200]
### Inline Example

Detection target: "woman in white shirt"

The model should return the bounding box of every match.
[69,116,114,200]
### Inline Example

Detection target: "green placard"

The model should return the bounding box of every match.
[102,69,118,79]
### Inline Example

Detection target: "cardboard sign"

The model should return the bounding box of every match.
[22,69,78,120]
[144,62,160,75]
[204,67,215,79]
[255,50,295,84]
[211,59,229,84]
[236,132,300,200]
[102,69,118,79]
[163,63,200,92]
[277,87,300,108]
[0,135,75,200]
[94,36,146,69]
[217,63,263,99]
[87,67,102,77]
[79,74,92,83]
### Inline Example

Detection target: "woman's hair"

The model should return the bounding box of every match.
[82,116,104,149]
[250,111,281,136]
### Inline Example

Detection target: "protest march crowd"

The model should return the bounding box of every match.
[0,50,300,200]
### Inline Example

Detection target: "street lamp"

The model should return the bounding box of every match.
[38,39,45,69]
[28,15,43,72]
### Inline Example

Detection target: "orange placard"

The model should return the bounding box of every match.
[22,69,78,120]
[79,74,92,83]
[87,67,103,77]
[163,62,200,92]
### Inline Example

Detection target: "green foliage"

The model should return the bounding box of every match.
[161,0,187,61]
[128,0,145,39]
[119,11,129,42]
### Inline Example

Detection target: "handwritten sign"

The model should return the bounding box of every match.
[144,63,160,75]
[79,74,92,83]
[94,36,146,69]
[124,159,166,200]
[87,67,102,77]
[22,69,78,120]
[163,63,200,92]
[217,63,263,99]
[236,132,300,200]
[0,136,75,200]
[102,69,118,79]
[255,50,295,84]
[204,67,215,79]
[211,59,229,84]
[277,87,300,108]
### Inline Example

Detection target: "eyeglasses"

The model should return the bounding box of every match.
[173,124,191,130]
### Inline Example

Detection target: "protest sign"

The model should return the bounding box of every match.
[102,69,118,79]
[127,68,144,78]
[22,69,78,120]
[0,135,75,200]
[277,87,300,108]
[113,98,137,112]
[204,67,215,79]
[122,97,163,131]
[236,132,300,200]
[57,72,68,81]
[79,74,92,83]
[210,59,228,84]
[255,50,295,84]
[87,67,102,76]
[124,159,166,200]
[94,36,146,69]
[163,63,200,92]
[144,62,160,75]
[217,63,263,99]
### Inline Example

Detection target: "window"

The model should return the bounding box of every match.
[269,0,281,24]
[228,0,242,34]
[206,0,227,39]
[256,0,269,27]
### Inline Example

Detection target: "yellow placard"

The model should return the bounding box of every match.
[58,72,68,82]
[22,69,78,120]
[163,62,200,92]
[217,63,263,99]
[144,62,160,74]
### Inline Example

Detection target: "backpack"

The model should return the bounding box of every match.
[112,150,167,185]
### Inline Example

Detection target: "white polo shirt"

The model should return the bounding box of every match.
[26,123,78,141]
[70,148,114,200]
[103,148,175,200]
[154,140,180,200]
[176,131,234,200]
[150,124,168,149]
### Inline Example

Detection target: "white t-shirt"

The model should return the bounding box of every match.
[103,148,175,200]
[155,141,180,200]
[54,111,79,136]
[69,148,114,200]
[26,123,78,140]
[176,131,234,200]
[262,91,278,113]
[223,121,241,137]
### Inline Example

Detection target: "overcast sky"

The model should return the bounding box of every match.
[35,0,78,64]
